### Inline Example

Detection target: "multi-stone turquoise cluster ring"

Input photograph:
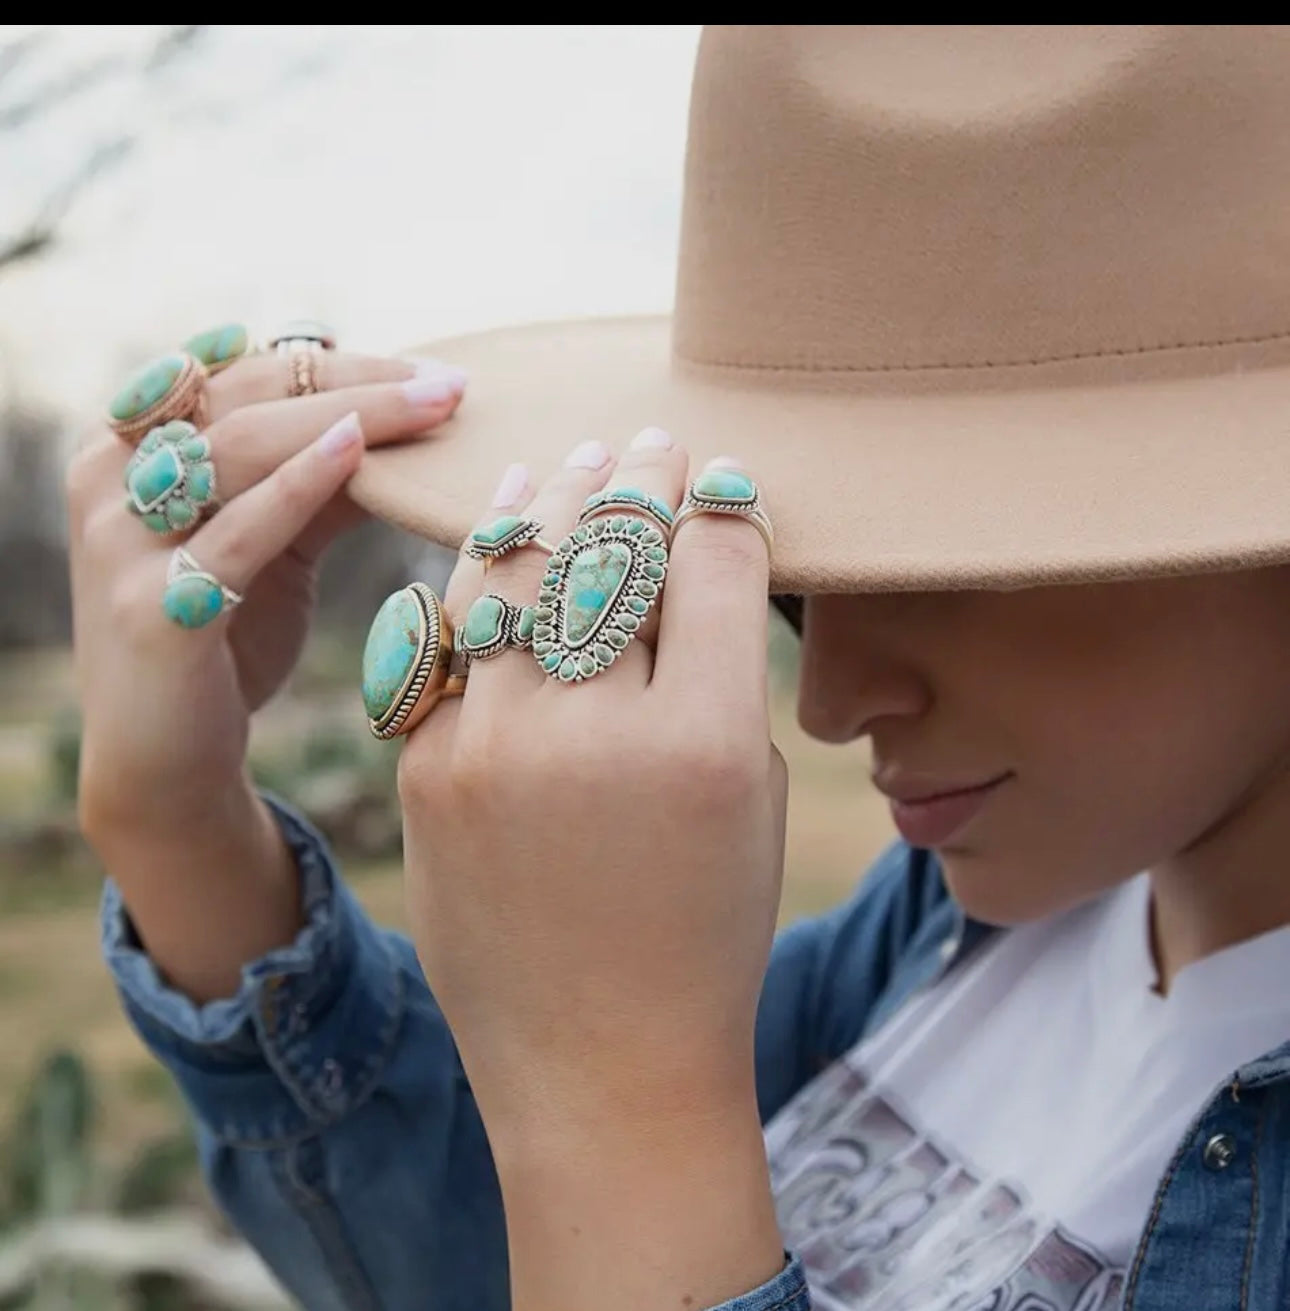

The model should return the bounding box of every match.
[533,513,669,683]
[457,594,538,661]
[672,467,773,553]
[124,420,218,535]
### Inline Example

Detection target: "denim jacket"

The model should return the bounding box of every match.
[101,797,1290,1310]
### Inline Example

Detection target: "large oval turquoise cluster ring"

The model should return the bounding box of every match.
[124,420,218,535]
[362,582,465,739]
[108,351,210,446]
[534,514,668,684]
[672,468,773,553]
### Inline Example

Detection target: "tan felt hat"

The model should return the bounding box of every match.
[351,25,1290,594]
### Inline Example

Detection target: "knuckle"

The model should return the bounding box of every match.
[106,569,160,639]
[207,407,252,451]
[81,502,127,558]
[63,440,116,525]
[678,519,764,575]
[674,736,763,806]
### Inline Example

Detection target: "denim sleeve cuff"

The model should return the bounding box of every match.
[707,1252,810,1311]
[100,792,405,1147]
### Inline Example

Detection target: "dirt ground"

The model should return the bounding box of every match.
[0,648,898,1159]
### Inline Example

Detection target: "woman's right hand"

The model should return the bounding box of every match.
[67,347,465,1000]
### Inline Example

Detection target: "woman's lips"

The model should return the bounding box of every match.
[887,774,1010,847]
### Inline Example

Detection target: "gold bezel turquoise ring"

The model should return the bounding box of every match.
[459,594,538,661]
[672,468,773,553]
[123,420,218,535]
[533,514,669,684]
[107,351,210,446]
[464,516,558,569]
[362,582,465,739]
[162,548,243,630]
[182,323,255,375]
[577,486,674,538]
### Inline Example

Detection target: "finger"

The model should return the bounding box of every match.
[652,456,771,711]
[575,425,688,667]
[450,438,617,697]
[205,351,466,418]
[441,461,534,623]
[177,412,366,601]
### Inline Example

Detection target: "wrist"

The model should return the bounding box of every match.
[491,1083,783,1311]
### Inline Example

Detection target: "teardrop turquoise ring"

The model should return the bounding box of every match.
[463,516,557,570]
[533,514,669,684]
[162,548,243,631]
[362,583,466,739]
[672,469,774,554]
[123,420,219,535]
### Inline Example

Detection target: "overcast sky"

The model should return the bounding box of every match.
[0,25,700,427]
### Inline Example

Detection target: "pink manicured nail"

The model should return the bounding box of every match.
[705,455,743,469]
[317,411,363,457]
[403,361,467,408]
[630,426,673,450]
[492,462,530,508]
[564,439,612,470]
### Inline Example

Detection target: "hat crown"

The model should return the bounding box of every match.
[674,26,1290,385]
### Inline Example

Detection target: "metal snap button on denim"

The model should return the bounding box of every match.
[1202,1133,1237,1170]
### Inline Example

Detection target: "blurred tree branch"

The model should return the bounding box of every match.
[0,25,204,272]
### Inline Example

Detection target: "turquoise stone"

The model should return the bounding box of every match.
[187,463,215,504]
[562,542,631,647]
[471,515,525,547]
[166,500,196,530]
[617,613,640,632]
[626,596,649,615]
[128,446,183,511]
[573,526,590,543]
[163,574,224,629]
[464,595,506,650]
[558,657,578,681]
[605,629,628,649]
[625,520,644,536]
[180,435,208,461]
[609,515,626,532]
[183,323,249,369]
[516,607,536,643]
[642,529,662,545]
[542,572,560,589]
[141,511,170,534]
[110,354,185,421]
[533,624,554,642]
[361,589,424,722]
[578,653,598,678]
[593,643,614,665]
[645,547,667,562]
[541,652,562,673]
[643,563,665,581]
[649,497,674,523]
[635,580,658,598]
[533,641,554,657]
[534,606,554,622]
[693,468,756,503]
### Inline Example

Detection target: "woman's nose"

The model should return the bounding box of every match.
[796,595,931,744]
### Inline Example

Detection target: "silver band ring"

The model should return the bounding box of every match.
[673,469,773,554]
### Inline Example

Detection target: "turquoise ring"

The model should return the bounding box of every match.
[672,468,773,553]
[162,548,242,630]
[459,594,538,661]
[362,582,466,739]
[533,514,668,684]
[577,486,674,538]
[182,322,254,375]
[123,420,218,535]
[108,351,210,446]
[463,516,557,568]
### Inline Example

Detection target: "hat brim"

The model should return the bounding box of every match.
[349,314,1290,593]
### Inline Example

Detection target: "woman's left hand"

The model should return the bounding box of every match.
[397,428,789,1310]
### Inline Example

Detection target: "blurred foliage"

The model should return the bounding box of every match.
[0,1048,201,1310]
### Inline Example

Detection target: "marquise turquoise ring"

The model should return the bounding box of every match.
[577,486,674,538]
[672,468,773,553]
[182,322,255,375]
[162,548,242,630]
[108,351,210,446]
[124,420,219,535]
[458,594,538,661]
[533,514,668,683]
[463,516,557,570]
[362,582,467,739]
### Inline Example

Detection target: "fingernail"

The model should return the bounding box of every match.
[705,455,743,470]
[564,439,612,470]
[317,411,364,456]
[403,361,467,408]
[630,426,673,450]
[492,462,529,508]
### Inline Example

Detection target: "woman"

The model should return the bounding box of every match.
[72,26,1290,1311]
